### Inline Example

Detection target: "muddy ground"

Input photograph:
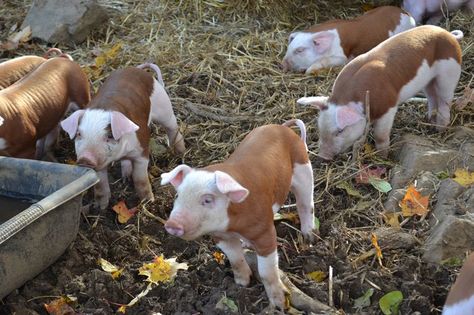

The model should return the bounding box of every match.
[0,0,473,314]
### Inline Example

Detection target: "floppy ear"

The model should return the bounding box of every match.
[110,111,139,140]
[312,31,334,54]
[288,32,298,43]
[161,164,193,188]
[215,171,249,203]
[336,103,364,129]
[60,110,85,139]
[297,96,329,111]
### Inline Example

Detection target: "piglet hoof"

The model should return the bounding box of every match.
[233,266,252,287]
[267,287,286,311]
[95,195,110,211]
[302,230,318,245]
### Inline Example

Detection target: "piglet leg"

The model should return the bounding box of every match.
[305,56,347,75]
[373,106,398,157]
[132,156,154,201]
[121,159,133,179]
[291,162,316,242]
[257,250,287,309]
[95,168,111,210]
[216,237,252,286]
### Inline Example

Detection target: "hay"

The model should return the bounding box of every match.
[1,0,473,312]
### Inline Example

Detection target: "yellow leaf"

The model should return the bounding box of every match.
[400,185,429,217]
[213,251,225,265]
[273,211,299,224]
[98,258,123,279]
[383,212,400,229]
[362,3,375,11]
[453,169,474,187]
[117,305,127,313]
[112,200,138,224]
[306,270,326,282]
[371,233,383,260]
[85,42,123,80]
[138,255,188,284]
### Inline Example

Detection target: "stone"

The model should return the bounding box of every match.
[21,0,108,45]
[430,179,466,224]
[374,227,419,251]
[422,213,474,263]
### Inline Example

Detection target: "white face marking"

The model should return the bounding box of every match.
[75,109,142,170]
[389,13,416,37]
[0,138,8,150]
[443,294,474,315]
[283,29,345,72]
[169,170,231,240]
[317,102,367,160]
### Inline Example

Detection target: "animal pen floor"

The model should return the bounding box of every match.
[0,0,473,314]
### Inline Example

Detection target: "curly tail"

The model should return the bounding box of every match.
[43,48,73,61]
[282,119,308,151]
[451,30,464,41]
[137,62,165,87]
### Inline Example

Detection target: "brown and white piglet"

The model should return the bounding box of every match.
[297,25,463,160]
[403,0,474,25]
[0,57,90,159]
[61,63,185,210]
[161,119,316,309]
[442,252,474,315]
[0,48,69,90]
[282,6,415,74]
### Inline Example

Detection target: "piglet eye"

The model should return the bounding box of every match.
[336,128,344,136]
[76,131,81,139]
[295,47,306,54]
[201,194,215,207]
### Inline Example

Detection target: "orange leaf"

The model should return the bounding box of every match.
[44,297,77,315]
[112,200,138,223]
[400,185,429,217]
[371,233,383,259]
[355,164,387,184]
[213,251,226,265]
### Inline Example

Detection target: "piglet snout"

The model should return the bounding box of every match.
[281,59,290,72]
[165,219,184,237]
[77,154,98,168]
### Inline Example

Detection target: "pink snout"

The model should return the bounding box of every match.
[76,152,98,168]
[281,58,290,72]
[165,219,184,237]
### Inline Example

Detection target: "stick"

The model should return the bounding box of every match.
[183,101,254,123]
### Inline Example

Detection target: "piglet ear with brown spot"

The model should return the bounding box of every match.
[60,109,85,139]
[297,96,329,111]
[161,164,193,188]
[215,171,249,203]
[110,111,139,140]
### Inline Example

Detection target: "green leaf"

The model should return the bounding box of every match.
[353,288,374,310]
[314,216,320,230]
[369,178,392,193]
[336,181,364,198]
[216,296,238,313]
[379,290,403,315]
[440,256,464,267]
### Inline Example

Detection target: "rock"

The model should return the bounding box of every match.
[430,179,467,224]
[21,0,108,44]
[374,227,419,250]
[422,213,474,263]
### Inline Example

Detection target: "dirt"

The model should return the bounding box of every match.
[1,0,473,314]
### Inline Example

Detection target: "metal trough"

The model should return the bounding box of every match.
[0,157,98,299]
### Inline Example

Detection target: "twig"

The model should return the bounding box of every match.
[182,101,254,123]
[351,90,371,163]
[328,265,334,308]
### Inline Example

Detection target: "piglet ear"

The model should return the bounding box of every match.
[288,32,298,43]
[60,110,85,139]
[336,103,364,130]
[0,115,4,126]
[161,164,193,188]
[312,31,334,54]
[215,171,249,203]
[297,96,329,111]
[110,111,139,140]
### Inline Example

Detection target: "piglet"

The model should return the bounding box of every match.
[0,48,69,90]
[297,25,463,160]
[61,63,185,210]
[282,6,415,74]
[0,57,90,159]
[442,252,474,315]
[403,0,474,25]
[161,119,316,309]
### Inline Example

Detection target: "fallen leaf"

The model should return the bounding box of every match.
[112,200,138,223]
[84,42,123,79]
[369,177,392,193]
[139,255,188,284]
[337,181,363,198]
[314,216,320,230]
[98,258,123,279]
[215,295,239,313]
[117,305,127,313]
[0,25,31,50]
[355,165,387,184]
[440,256,464,267]
[363,143,375,156]
[399,185,429,217]
[453,168,474,187]
[353,288,374,310]
[379,290,403,315]
[454,86,473,110]
[362,3,375,11]
[213,251,225,265]
[118,282,154,313]
[371,233,383,267]
[44,296,77,315]
[306,270,326,282]
[273,211,299,224]
[382,212,401,229]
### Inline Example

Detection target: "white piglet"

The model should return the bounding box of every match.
[403,0,474,25]
[297,25,463,160]
[282,6,415,74]
[161,119,316,309]
[61,63,185,210]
